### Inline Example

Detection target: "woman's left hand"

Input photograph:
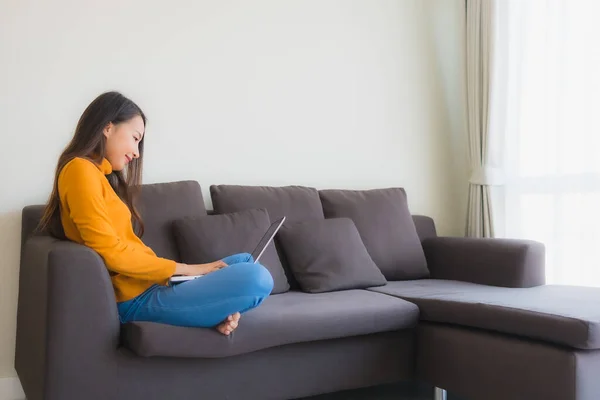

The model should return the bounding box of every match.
[175,260,228,276]
[209,260,228,269]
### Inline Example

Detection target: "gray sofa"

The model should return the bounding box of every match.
[15,181,600,400]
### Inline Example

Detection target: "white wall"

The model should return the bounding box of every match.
[0,0,467,385]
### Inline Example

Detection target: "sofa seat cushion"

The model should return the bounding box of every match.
[121,289,419,358]
[368,279,600,350]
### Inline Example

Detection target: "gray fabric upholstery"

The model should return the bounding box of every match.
[116,331,415,400]
[138,180,207,261]
[21,206,437,251]
[319,188,429,280]
[15,235,52,400]
[121,290,418,358]
[18,180,600,400]
[412,215,437,242]
[173,208,289,294]
[369,278,494,297]
[21,204,45,242]
[16,215,417,400]
[575,347,600,400]
[210,184,325,289]
[369,280,600,349]
[16,236,120,400]
[277,218,386,293]
[417,322,600,400]
[423,236,546,288]
[20,181,207,262]
[210,184,324,223]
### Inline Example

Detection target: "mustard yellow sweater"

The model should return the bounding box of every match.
[58,157,176,302]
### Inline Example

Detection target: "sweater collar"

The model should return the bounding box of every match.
[98,158,113,175]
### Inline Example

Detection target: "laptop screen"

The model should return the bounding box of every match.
[250,217,286,262]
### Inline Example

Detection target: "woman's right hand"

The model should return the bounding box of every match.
[174,260,227,276]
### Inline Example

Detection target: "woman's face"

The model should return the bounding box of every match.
[103,115,144,171]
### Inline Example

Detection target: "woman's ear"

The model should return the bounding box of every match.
[103,122,114,138]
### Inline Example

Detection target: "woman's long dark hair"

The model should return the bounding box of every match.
[38,91,147,238]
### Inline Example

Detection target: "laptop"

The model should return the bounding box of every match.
[169,216,286,283]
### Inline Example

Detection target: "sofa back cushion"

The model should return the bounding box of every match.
[319,188,429,280]
[21,205,45,246]
[210,185,324,223]
[20,181,206,262]
[138,180,207,261]
[210,184,325,288]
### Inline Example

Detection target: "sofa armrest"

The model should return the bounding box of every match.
[412,215,437,242]
[421,237,546,288]
[16,236,119,400]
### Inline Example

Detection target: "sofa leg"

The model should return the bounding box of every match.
[434,387,447,400]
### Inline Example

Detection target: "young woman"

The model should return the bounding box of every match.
[38,91,274,335]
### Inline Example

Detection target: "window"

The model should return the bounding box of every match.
[496,0,600,286]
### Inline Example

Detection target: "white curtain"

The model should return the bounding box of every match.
[495,0,600,286]
[465,0,503,238]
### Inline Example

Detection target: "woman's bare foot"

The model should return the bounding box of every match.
[216,312,241,336]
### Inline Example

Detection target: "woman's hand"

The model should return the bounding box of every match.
[174,260,227,276]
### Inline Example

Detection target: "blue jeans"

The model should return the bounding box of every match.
[117,253,274,327]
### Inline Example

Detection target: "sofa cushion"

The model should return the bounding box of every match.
[278,218,387,293]
[368,279,600,350]
[210,184,324,223]
[319,188,429,280]
[121,289,419,358]
[172,209,289,294]
[210,184,325,289]
[138,180,207,261]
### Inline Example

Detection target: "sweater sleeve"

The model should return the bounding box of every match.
[59,159,177,281]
